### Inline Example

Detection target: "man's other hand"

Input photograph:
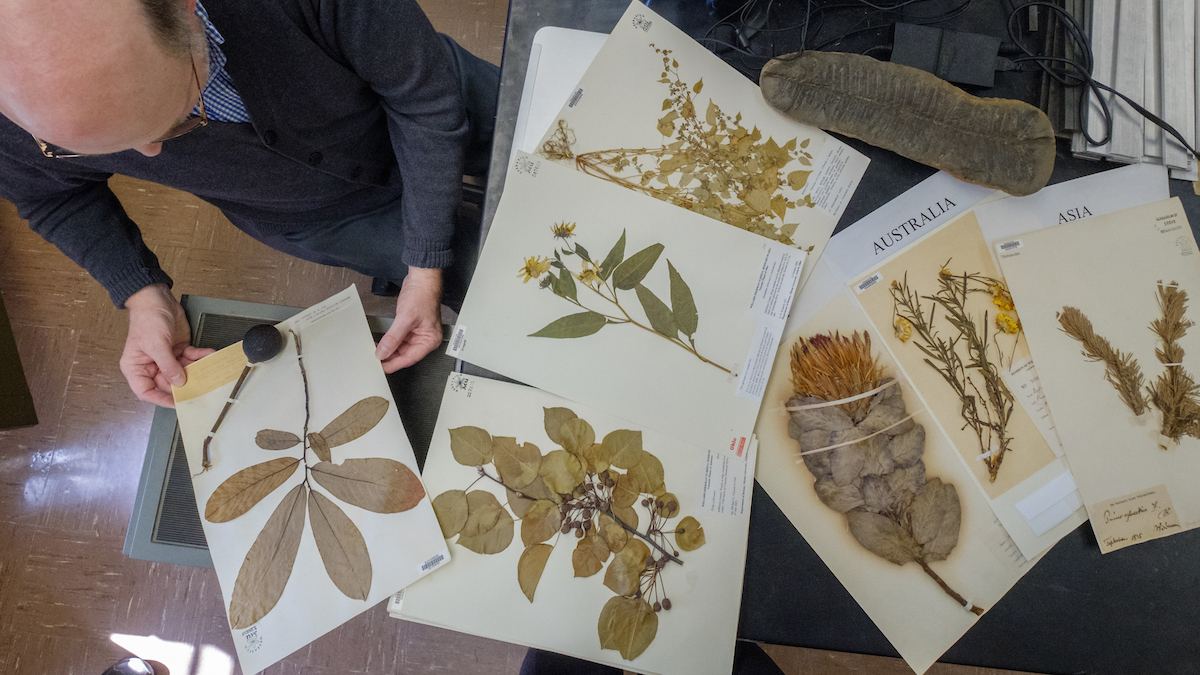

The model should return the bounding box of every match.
[120,284,214,408]
[377,266,444,373]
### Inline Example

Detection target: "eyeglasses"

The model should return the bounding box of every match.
[34,53,208,159]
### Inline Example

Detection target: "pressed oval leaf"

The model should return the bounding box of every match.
[448,426,493,466]
[599,230,627,281]
[543,407,578,444]
[539,450,585,495]
[611,243,665,291]
[667,261,698,337]
[507,487,536,519]
[319,396,389,448]
[846,509,920,565]
[611,473,641,508]
[457,507,514,555]
[529,312,609,339]
[461,490,505,537]
[205,457,301,523]
[627,452,665,496]
[310,458,425,513]
[255,430,301,451]
[612,504,639,533]
[432,489,469,538]
[572,531,610,578]
[597,512,630,553]
[604,539,651,597]
[494,437,542,489]
[308,432,332,463]
[603,429,644,470]
[559,418,596,456]
[910,478,961,562]
[598,596,659,661]
[653,493,680,518]
[228,484,307,629]
[584,443,612,474]
[517,543,554,602]
[308,489,372,600]
[675,515,706,551]
[521,499,563,547]
[634,284,679,338]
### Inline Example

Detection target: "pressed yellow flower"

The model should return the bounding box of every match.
[939,267,954,279]
[991,284,1016,311]
[518,256,552,283]
[996,313,1021,334]
[894,316,913,342]
[577,260,602,286]
[551,221,576,239]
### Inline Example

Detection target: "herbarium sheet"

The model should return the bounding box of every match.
[173,288,449,673]
[848,212,1084,558]
[996,198,1200,553]
[755,286,1035,675]
[534,1,867,291]
[452,153,803,455]
[401,374,753,675]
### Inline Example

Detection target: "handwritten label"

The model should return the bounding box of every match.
[701,447,750,516]
[747,242,806,325]
[735,323,781,401]
[1091,485,1183,554]
[1000,356,1064,456]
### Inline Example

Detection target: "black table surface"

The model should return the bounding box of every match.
[479,2,1200,673]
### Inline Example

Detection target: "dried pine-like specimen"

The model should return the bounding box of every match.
[1057,306,1150,416]
[1147,282,1200,442]
[760,51,1055,197]
[787,332,984,615]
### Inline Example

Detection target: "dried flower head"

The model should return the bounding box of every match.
[538,275,554,290]
[577,260,603,287]
[790,331,885,422]
[990,283,1016,311]
[551,222,576,239]
[518,256,552,283]
[893,315,913,343]
[995,313,1020,334]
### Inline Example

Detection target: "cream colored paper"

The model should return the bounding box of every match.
[454,153,799,455]
[849,212,1084,558]
[401,374,752,675]
[995,197,1200,552]
[1090,485,1182,553]
[754,291,1034,675]
[173,288,448,674]
[535,1,867,290]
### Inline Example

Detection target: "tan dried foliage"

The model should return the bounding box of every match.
[598,596,658,661]
[228,484,307,629]
[539,449,585,494]
[604,429,644,469]
[310,458,425,513]
[457,507,514,555]
[308,432,332,462]
[653,493,680,519]
[205,457,301,523]
[255,429,301,450]
[584,442,612,474]
[573,531,610,578]
[461,490,505,537]
[317,396,389,449]
[432,489,469,538]
[1058,306,1149,415]
[560,418,596,455]
[604,539,651,597]
[308,490,372,600]
[1147,282,1200,442]
[627,452,665,495]
[543,407,578,445]
[675,516,706,551]
[493,436,542,489]
[518,543,554,602]
[790,331,884,422]
[520,499,563,547]
[612,473,641,507]
[449,425,493,466]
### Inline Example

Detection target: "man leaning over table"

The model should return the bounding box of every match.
[0,0,498,407]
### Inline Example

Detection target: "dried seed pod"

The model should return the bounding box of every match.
[561,523,571,535]
[661,598,671,610]
[653,601,662,612]
[242,324,285,363]
[760,51,1055,196]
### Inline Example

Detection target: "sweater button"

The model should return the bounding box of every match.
[350,165,363,179]
[308,151,323,166]
[263,130,277,145]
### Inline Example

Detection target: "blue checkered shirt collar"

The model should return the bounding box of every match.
[192,0,250,123]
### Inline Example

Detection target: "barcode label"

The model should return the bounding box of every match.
[420,552,447,573]
[567,87,585,108]
[998,239,1024,252]
[447,325,467,357]
[856,272,883,294]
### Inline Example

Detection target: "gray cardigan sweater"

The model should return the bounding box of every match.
[0,0,468,307]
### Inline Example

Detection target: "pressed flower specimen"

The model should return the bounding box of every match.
[786,331,984,615]
[521,223,731,373]
[431,407,706,661]
[540,45,819,247]
[890,264,1021,483]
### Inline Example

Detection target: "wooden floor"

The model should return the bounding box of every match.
[0,2,1045,674]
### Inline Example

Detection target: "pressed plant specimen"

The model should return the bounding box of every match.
[1057,307,1149,416]
[521,223,731,373]
[890,265,1021,483]
[204,329,425,629]
[431,407,706,661]
[786,331,984,615]
[540,45,819,247]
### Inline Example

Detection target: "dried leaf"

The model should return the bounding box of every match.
[543,407,578,444]
[813,479,864,513]
[667,261,698,337]
[860,474,899,514]
[598,596,658,661]
[308,490,372,600]
[634,284,678,338]
[675,515,706,551]
[554,267,578,302]
[612,473,641,507]
[786,170,811,190]
[846,509,920,565]
[539,450,585,494]
[521,499,563,546]
[205,457,301,523]
[493,436,541,489]
[604,539,650,597]
[599,231,626,282]
[529,311,609,339]
[653,493,680,518]
[795,404,855,433]
[603,429,644,469]
[517,476,560,504]
[573,530,611,578]
[432,489,469,538]
[887,463,926,504]
[887,425,925,469]
[828,434,867,486]
[507,487,536,519]
[310,459,425,513]
[760,51,1055,196]
[597,511,629,553]
[910,478,961,562]
[627,452,665,495]
[458,507,514,555]
[693,78,703,93]
[448,426,493,466]
[612,503,639,533]
[255,430,301,451]
[308,432,332,463]
[461,490,504,537]
[611,244,665,291]
[583,442,612,473]
[559,418,596,456]
[228,484,306,629]
[319,396,389,448]
[518,543,554,602]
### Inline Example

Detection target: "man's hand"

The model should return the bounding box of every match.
[376,266,444,373]
[120,284,214,408]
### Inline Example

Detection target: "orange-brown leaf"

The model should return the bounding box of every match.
[228,484,306,629]
[255,430,301,450]
[311,458,425,513]
[308,432,332,463]
[319,396,389,448]
[308,490,372,600]
[517,543,553,602]
[205,457,300,523]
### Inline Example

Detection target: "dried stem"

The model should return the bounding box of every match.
[292,330,313,487]
[1057,306,1149,416]
[918,560,985,616]
[1147,282,1200,442]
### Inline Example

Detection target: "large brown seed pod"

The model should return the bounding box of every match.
[760,51,1056,196]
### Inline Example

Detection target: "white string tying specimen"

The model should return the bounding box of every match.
[1162,363,1185,366]
[783,379,900,412]
[793,410,922,459]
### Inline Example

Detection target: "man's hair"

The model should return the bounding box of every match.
[136,0,192,57]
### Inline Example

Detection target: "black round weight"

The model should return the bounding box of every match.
[242,324,285,363]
